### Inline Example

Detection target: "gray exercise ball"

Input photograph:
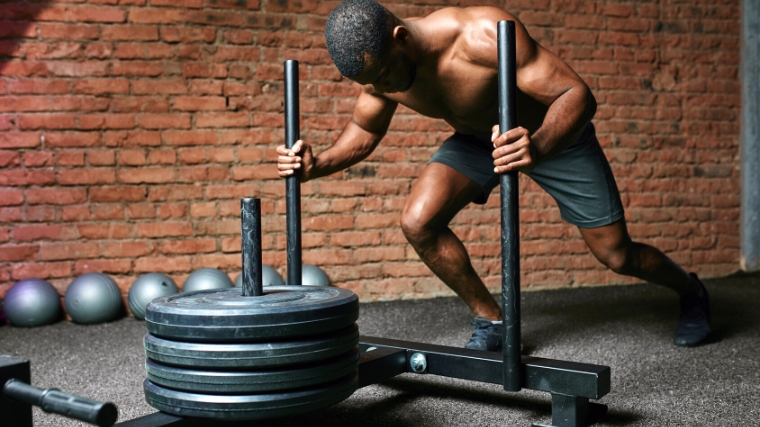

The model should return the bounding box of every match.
[182,268,233,293]
[235,265,285,288]
[64,273,122,324]
[4,278,61,327]
[128,273,179,320]
[302,264,331,287]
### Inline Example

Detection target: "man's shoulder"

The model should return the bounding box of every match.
[425,5,516,24]
[427,7,518,67]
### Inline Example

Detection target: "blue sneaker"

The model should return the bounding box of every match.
[465,318,504,351]
[673,274,711,347]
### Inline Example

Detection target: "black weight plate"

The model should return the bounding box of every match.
[145,286,358,342]
[144,324,359,368]
[143,370,358,420]
[146,346,359,393]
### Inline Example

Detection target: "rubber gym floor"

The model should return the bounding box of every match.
[1,272,758,427]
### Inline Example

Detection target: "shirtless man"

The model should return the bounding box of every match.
[277,0,712,350]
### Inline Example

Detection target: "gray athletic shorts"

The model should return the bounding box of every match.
[428,123,624,228]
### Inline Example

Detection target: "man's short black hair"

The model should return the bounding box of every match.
[325,0,394,78]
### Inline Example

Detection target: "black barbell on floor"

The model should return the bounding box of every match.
[0,355,118,427]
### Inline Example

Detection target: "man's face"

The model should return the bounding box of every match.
[350,46,417,94]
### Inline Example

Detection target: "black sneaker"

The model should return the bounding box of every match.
[465,318,504,351]
[673,273,711,347]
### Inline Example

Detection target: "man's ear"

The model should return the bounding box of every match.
[392,25,408,43]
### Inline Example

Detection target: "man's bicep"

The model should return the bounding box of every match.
[351,89,398,137]
[516,43,590,106]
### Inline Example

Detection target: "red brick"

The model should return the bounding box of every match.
[0,116,12,131]
[27,188,86,205]
[160,26,216,43]
[138,222,193,237]
[90,204,125,220]
[118,168,175,184]
[80,114,135,130]
[39,23,100,40]
[74,259,132,275]
[39,242,100,261]
[149,185,204,201]
[128,203,156,219]
[58,169,115,185]
[72,79,130,95]
[0,151,21,168]
[163,130,218,145]
[47,61,110,77]
[89,186,145,203]
[196,112,250,128]
[102,25,159,41]
[173,96,226,111]
[177,166,229,182]
[13,224,77,242]
[190,254,239,269]
[139,114,192,130]
[67,6,127,22]
[182,63,228,78]
[225,30,253,44]
[210,46,259,61]
[134,256,192,273]
[152,0,203,7]
[157,203,187,219]
[208,148,234,163]
[205,183,259,199]
[45,132,101,148]
[85,43,113,59]
[78,223,133,239]
[18,114,76,130]
[87,150,116,165]
[330,231,382,247]
[207,0,260,10]
[0,189,24,206]
[0,207,24,222]
[105,131,162,147]
[59,205,89,222]
[133,79,188,95]
[0,169,56,186]
[148,149,176,164]
[104,241,155,258]
[0,132,40,148]
[8,79,70,95]
[11,262,71,280]
[192,80,226,95]
[118,149,147,166]
[113,61,164,77]
[190,202,216,217]
[129,8,186,24]
[160,238,216,254]
[231,164,277,181]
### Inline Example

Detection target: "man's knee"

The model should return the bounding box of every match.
[400,204,429,244]
[599,246,634,275]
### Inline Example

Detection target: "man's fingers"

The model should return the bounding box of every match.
[288,140,303,156]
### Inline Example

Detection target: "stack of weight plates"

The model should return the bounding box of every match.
[142,286,360,420]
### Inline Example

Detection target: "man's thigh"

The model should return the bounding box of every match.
[527,124,625,228]
[404,162,483,228]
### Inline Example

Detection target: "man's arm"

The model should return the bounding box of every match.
[484,11,596,173]
[277,87,398,181]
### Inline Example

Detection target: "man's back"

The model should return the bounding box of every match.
[363,6,549,140]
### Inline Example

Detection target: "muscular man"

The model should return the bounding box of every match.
[277,0,711,350]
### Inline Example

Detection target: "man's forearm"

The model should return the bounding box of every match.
[530,86,597,166]
[310,120,385,180]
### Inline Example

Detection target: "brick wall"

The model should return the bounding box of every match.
[0,0,741,309]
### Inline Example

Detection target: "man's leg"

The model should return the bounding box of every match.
[579,217,711,346]
[401,162,502,321]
